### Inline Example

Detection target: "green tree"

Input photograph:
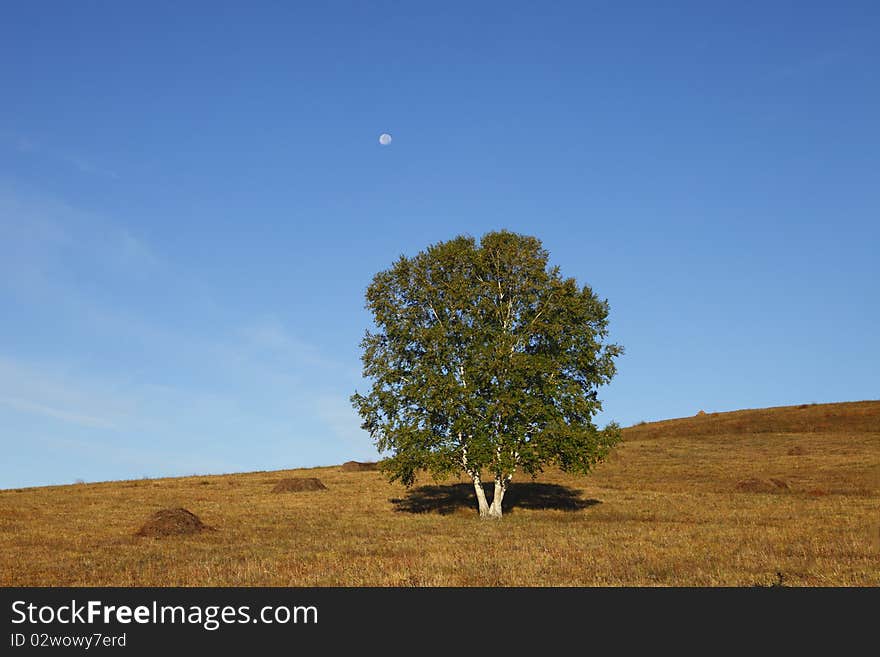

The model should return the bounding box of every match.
[351,231,623,518]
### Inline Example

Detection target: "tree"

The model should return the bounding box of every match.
[351,231,623,518]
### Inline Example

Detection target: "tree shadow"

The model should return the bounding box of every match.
[391,482,601,515]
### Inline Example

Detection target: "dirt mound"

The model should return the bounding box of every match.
[787,446,806,456]
[735,478,790,493]
[341,461,379,472]
[271,477,327,493]
[135,508,213,537]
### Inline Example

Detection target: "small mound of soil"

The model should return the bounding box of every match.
[271,477,327,493]
[135,508,213,537]
[787,446,806,456]
[341,461,379,472]
[736,478,790,493]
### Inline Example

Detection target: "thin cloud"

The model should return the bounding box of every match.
[314,394,366,446]
[2,132,119,180]
[768,48,851,82]
[63,154,119,180]
[108,229,163,274]
[0,189,363,485]
[239,319,343,371]
[0,186,163,293]
[0,357,131,430]
[0,395,117,429]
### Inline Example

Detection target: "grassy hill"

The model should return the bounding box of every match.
[1,400,877,586]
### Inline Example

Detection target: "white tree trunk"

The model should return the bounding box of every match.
[472,474,491,517]
[488,476,506,518]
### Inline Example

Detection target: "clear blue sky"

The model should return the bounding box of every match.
[1,2,877,488]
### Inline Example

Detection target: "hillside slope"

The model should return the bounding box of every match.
[1,400,877,586]
[630,400,880,438]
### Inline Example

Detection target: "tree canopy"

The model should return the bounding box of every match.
[351,231,623,517]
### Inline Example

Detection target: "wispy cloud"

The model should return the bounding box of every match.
[0,185,162,296]
[0,356,131,430]
[62,154,119,180]
[0,187,367,486]
[239,318,346,372]
[314,394,363,445]
[768,48,851,82]
[0,395,117,429]
[12,134,37,154]
[3,132,119,180]
[108,229,163,274]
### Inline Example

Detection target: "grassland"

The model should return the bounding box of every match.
[1,400,878,586]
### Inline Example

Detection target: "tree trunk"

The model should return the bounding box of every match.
[488,476,506,518]
[472,474,491,517]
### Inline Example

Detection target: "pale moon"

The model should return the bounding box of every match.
[378,133,392,145]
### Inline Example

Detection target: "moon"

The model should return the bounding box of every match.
[378,133,392,146]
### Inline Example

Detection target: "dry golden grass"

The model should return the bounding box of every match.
[1,400,878,586]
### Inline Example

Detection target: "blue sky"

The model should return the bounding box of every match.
[1,2,878,488]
